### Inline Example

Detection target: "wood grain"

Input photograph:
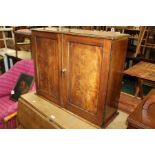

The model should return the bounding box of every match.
[124,61,155,82]
[32,31,62,105]
[69,42,102,114]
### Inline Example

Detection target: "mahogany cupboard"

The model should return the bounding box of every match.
[32,28,128,127]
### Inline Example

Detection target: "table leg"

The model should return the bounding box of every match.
[15,35,18,57]
[134,78,144,99]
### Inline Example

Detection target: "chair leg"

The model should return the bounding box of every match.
[11,30,15,48]
[2,31,7,49]
[14,34,18,57]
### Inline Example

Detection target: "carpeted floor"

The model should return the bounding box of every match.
[122,75,153,96]
[106,110,128,129]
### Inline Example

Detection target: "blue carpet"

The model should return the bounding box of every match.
[121,76,153,96]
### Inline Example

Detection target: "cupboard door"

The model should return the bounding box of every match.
[62,35,111,125]
[32,32,62,105]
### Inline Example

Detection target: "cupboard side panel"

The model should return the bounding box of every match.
[105,38,128,123]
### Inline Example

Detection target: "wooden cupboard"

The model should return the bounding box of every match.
[32,28,128,127]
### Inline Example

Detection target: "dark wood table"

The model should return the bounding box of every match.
[124,61,155,98]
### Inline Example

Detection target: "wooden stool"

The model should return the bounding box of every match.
[14,29,32,57]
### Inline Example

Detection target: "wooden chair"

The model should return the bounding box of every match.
[125,26,155,68]
[127,89,155,128]
[0,26,15,50]
[141,26,155,60]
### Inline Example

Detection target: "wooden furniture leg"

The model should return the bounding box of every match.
[135,78,143,99]
[15,36,18,57]
[4,112,17,129]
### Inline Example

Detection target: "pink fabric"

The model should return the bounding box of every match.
[0,95,18,120]
[0,96,17,129]
[0,59,35,97]
[0,59,35,128]
[0,118,16,129]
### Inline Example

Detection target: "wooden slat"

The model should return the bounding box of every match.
[4,112,17,122]
[141,44,155,49]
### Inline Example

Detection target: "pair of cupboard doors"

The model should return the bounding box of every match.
[32,29,128,127]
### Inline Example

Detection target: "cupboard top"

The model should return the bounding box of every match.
[32,27,129,40]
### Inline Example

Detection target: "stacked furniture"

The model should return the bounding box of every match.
[17,27,128,128]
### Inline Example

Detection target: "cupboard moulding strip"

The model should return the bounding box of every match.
[32,28,129,40]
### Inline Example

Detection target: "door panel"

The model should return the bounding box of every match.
[69,42,102,114]
[62,35,110,125]
[33,33,61,105]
